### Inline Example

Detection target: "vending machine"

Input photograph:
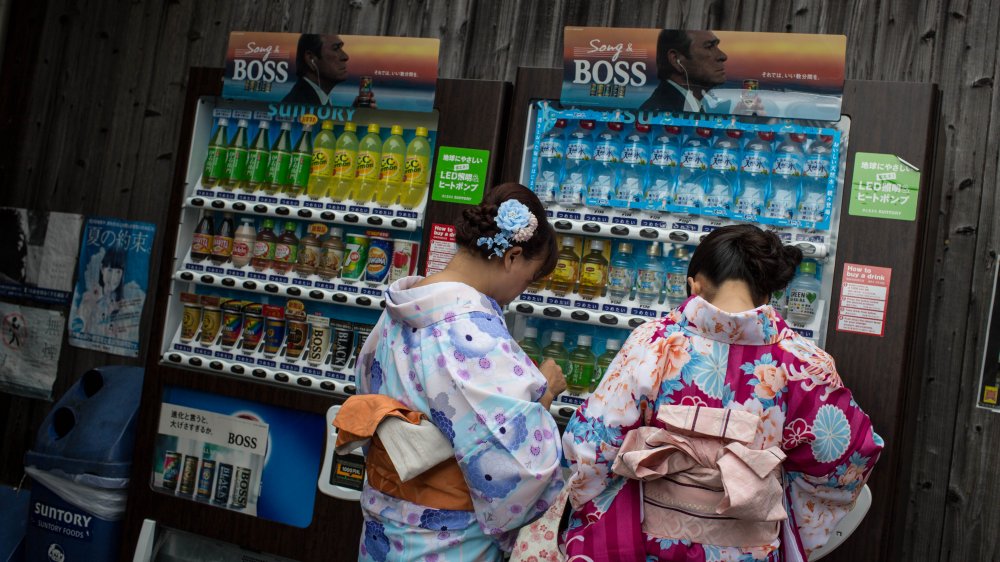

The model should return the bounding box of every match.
[499,30,942,562]
[124,32,513,560]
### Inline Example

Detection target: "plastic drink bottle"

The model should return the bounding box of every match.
[592,338,621,391]
[375,125,406,206]
[264,122,293,195]
[607,241,636,303]
[190,214,214,263]
[617,123,650,205]
[674,127,712,210]
[534,119,567,203]
[770,287,788,316]
[317,227,346,279]
[328,123,359,202]
[664,244,691,307]
[636,242,665,306]
[222,119,250,191]
[735,131,774,217]
[231,218,256,268]
[272,222,300,274]
[210,213,235,265]
[400,126,431,209]
[705,129,742,214]
[797,134,833,223]
[567,335,597,393]
[246,121,270,192]
[353,124,383,203]
[646,125,681,209]
[765,133,805,219]
[786,260,821,324]
[549,236,580,296]
[295,223,326,276]
[517,326,543,366]
[251,219,278,271]
[307,120,337,199]
[587,122,622,206]
[287,124,314,197]
[578,239,609,299]
[541,331,571,378]
[559,120,595,206]
[201,118,229,188]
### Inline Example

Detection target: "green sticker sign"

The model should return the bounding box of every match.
[431,146,490,205]
[849,152,921,221]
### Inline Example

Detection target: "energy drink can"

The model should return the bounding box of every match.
[364,236,392,285]
[340,234,369,281]
[162,451,181,490]
[388,240,419,284]
[231,466,253,509]
[196,459,217,501]
[213,463,234,505]
[178,455,199,495]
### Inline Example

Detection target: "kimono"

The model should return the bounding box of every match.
[355,277,564,562]
[562,296,883,561]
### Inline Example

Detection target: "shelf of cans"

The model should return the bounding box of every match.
[162,293,376,394]
[158,443,260,514]
[193,106,437,232]
[179,211,420,310]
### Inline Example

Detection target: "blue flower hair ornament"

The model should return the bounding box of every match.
[476,200,539,258]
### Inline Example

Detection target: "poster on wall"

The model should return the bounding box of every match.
[560,27,846,120]
[0,302,65,399]
[68,217,156,357]
[222,31,439,112]
[978,260,1000,412]
[150,386,325,527]
[0,208,83,305]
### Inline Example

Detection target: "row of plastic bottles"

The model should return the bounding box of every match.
[517,327,621,393]
[534,119,834,223]
[201,118,432,208]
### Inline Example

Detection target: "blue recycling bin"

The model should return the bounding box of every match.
[24,366,144,562]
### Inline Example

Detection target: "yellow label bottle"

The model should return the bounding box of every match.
[353,123,382,203]
[375,125,406,207]
[549,236,580,296]
[307,120,337,199]
[578,239,608,298]
[400,126,431,209]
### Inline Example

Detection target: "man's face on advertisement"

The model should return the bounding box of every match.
[317,35,349,83]
[683,30,727,87]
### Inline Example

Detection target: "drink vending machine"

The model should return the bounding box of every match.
[124,65,512,561]
[501,66,943,562]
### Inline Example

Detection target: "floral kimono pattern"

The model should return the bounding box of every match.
[356,277,564,562]
[562,296,883,561]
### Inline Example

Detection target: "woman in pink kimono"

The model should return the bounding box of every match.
[562,224,883,561]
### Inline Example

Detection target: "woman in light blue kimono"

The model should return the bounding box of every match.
[355,183,567,562]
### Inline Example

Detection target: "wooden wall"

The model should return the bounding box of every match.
[0,1,996,560]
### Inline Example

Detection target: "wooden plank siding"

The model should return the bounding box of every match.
[0,1,996,559]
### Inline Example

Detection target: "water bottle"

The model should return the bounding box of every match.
[735,131,774,218]
[797,134,833,223]
[664,244,691,307]
[616,123,650,206]
[674,127,712,211]
[534,119,568,203]
[646,125,681,210]
[636,243,665,306]
[705,129,742,215]
[560,120,596,206]
[588,122,623,206]
[786,260,821,324]
[764,133,805,220]
[607,242,637,304]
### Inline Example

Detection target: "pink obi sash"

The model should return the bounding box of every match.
[612,405,787,548]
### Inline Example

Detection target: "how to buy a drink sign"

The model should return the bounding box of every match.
[223,31,439,113]
[561,27,846,120]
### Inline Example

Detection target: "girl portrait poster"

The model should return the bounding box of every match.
[69,217,156,357]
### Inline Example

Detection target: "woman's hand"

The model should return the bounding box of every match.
[538,358,567,409]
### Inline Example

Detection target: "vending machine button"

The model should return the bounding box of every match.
[610,226,630,236]
[211,200,225,209]
[543,307,562,318]
[221,278,235,287]
[570,310,590,321]
[515,303,534,314]
[180,272,194,281]
[628,318,648,328]
[253,204,267,213]
[391,219,408,228]
[582,223,600,233]
[265,284,279,293]
[559,407,575,417]
[380,300,386,308]
[321,211,336,221]
[243,281,257,290]
[191,198,205,207]
[209,361,223,370]
[356,296,372,306]
[309,290,324,300]
[287,287,301,296]
[188,357,202,367]
[232,202,246,211]
[668,231,690,242]
[554,220,572,230]
[201,275,214,284]
[298,209,313,218]
[297,377,312,387]
[167,353,181,363]
[231,365,244,374]
[344,214,359,223]
[344,385,357,395]
[274,372,290,382]
[599,314,619,325]
[251,369,267,378]
[332,293,348,303]
[640,228,659,239]
[320,381,336,391]
[276,207,290,216]
[367,216,383,225]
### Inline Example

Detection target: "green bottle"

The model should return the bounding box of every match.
[246,120,271,192]
[287,124,314,196]
[202,118,229,188]
[541,331,570,386]
[329,122,360,202]
[517,326,543,366]
[567,334,597,393]
[264,122,293,195]
[375,125,407,206]
[222,119,250,191]
[591,338,621,392]
[353,124,382,203]
[400,126,431,209]
[307,120,337,200]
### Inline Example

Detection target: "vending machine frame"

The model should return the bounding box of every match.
[500,67,943,562]
[122,67,512,561]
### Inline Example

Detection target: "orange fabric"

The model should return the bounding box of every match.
[333,394,474,511]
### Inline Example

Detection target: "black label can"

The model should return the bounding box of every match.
[178,455,199,495]
[196,459,217,500]
[213,463,234,505]
[162,451,181,491]
[231,466,252,509]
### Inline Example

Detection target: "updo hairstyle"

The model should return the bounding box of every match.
[455,183,557,277]
[687,224,803,304]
